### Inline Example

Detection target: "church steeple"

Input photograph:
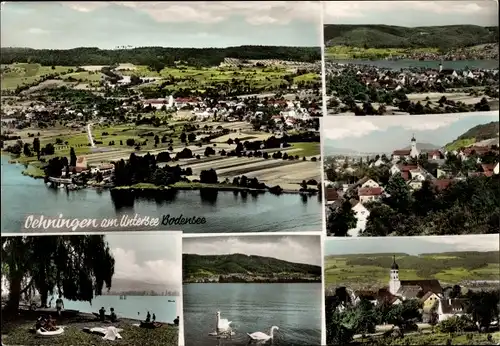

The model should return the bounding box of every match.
[391,255,399,270]
[411,133,416,142]
[389,254,401,295]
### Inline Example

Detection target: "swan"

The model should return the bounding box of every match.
[216,311,232,332]
[247,326,279,341]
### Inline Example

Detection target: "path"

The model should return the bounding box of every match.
[87,123,96,148]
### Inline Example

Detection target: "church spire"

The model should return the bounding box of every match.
[411,133,416,142]
[391,255,399,270]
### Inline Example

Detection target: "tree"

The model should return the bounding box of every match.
[69,147,77,167]
[154,135,160,146]
[385,174,412,213]
[327,200,357,236]
[33,137,40,158]
[180,132,187,143]
[412,180,436,215]
[187,133,196,142]
[23,143,31,157]
[1,235,115,314]
[467,290,500,330]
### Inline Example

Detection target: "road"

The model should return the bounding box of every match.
[87,123,96,148]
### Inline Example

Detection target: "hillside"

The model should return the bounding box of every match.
[183,253,321,283]
[324,251,500,292]
[0,46,321,68]
[324,24,498,49]
[445,121,499,151]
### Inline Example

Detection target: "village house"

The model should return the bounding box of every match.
[369,157,385,167]
[358,186,383,203]
[436,298,469,322]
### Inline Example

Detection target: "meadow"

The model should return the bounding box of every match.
[0,63,74,90]
[356,331,500,345]
[324,252,500,290]
[324,46,439,59]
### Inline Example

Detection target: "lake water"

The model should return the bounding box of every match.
[61,295,178,323]
[332,59,498,70]
[183,283,322,346]
[0,156,322,233]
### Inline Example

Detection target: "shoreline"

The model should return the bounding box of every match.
[5,157,319,195]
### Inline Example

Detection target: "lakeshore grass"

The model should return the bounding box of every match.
[359,331,500,345]
[21,165,45,179]
[2,318,178,346]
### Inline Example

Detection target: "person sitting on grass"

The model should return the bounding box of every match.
[145,311,151,323]
[110,307,117,323]
[35,316,46,331]
[152,313,156,322]
[173,316,179,326]
[45,315,57,331]
[99,307,106,322]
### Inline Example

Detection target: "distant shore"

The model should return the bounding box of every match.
[183,276,321,284]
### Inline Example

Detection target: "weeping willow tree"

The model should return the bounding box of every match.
[1,235,115,314]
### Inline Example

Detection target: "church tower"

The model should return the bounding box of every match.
[389,255,401,295]
[410,134,419,158]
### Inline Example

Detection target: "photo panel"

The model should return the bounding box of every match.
[1,231,184,346]
[322,112,499,237]
[322,1,498,116]
[182,234,323,346]
[323,234,500,345]
[1,1,324,235]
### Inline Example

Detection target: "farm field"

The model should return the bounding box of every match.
[1,63,74,90]
[324,46,439,59]
[324,252,500,291]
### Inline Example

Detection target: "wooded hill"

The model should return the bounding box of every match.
[445,121,499,150]
[324,24,499,49]
[326,251,499,279]
[0,46,321,67]
[183,253,321,280]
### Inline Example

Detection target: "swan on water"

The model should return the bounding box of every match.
[247,326,279,341]
[216,311,232,332]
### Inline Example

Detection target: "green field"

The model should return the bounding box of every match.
[324,252,500,289]
[290,142,320,157]
[1,63,74,90]
[325,46,439,59]
[123,65,319,91]
[60,71,104,83]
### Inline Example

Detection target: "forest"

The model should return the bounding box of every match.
[324,24,499,49]
[326,251,499,280]
[0,46,321,67]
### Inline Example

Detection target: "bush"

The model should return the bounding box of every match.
[436,316,473,333]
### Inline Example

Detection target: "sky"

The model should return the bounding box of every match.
[325,234,500,256]
[323,112,499,154]
[105,231,182,290]
[0,1,322,49]
[183,235,322,266]
[323,1,498,26]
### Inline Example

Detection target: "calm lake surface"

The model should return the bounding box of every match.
[183,283,322,346]
[0,157,322,233]
[333,59,498,70]
[60,295,178,323]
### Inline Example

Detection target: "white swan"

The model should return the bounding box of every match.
[247,326,279,341]
[216,311,232,332]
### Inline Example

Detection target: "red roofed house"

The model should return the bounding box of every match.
[390,164,418,180]
[325,188,339,205]
[358,187,383,203]
[428,150,445,160]
[481,163,496,177]
[432,179,454,192]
